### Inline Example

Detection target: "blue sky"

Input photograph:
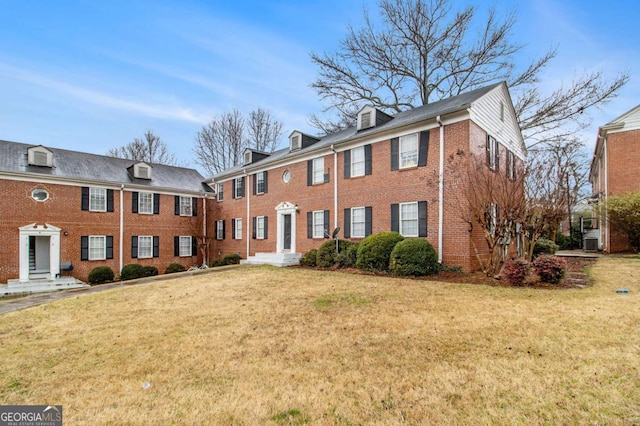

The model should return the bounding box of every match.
[1,0,638,175]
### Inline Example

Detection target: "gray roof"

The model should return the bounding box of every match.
[209,82,503,181]
[0,140,211,193]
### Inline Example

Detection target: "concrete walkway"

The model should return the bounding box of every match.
[0,264,248,315]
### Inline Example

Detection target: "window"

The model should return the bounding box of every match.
[256,172,266,194]
[90,188,107,212]
[89,236,106,260]
[361,111,371,128]
[179,236,192,257]
[399,134,418,169]
[244,150,252,164]
[133,162,152,179]
[233,218,243,240]
[313,211,325,238]
[351,146,365,177]
[138,166,150,179]
[351,207,366,238]
[31,188,49,202]
[507,151,516,180]
[138,192,153,214]
[400,202,419,237]
[487,136,499,171]
[179,196,192,216]
[312,158,324,184]
[234,177,244,198]
[283,170,291,183]
[256,216,266,239]
[28,146,53,167]
[138,236,153,258]
[291,134,300,150]
[217,183,224,201]
[216,220,225,240]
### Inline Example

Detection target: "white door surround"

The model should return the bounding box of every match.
[275,202,298,254]
[18,223,61,282]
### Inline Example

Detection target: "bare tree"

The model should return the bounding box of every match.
[247,108,284,152]
[310,0,628,144]
[107,131,181,166]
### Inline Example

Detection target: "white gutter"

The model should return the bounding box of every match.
[437,115,444,264]
[202,194,207,265]
[119,184,124,274]
[245,170,250,259]
[331,144,338,230]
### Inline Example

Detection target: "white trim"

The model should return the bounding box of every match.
[275,202,297,253]
[18,223,61,282]
[399,202,419,237]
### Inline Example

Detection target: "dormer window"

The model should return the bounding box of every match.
[133,162,152,180]
[244,150,252,165]
[357,107,376,131]
[290,134,301,151]
[27,146,53,167]
[361,112,372,128]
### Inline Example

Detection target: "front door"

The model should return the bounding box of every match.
[284,214,292,251]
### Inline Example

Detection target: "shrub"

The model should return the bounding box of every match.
[222,253,242,265]
[165,263,186,274]
[532,255,566,284]
[533,238,559,258]
[88,266,115,284]
[209,259,224,268]
[299,249,318,267]
[356,231,404,272]
[120,264,145,281]
[500,258,531,286]
[316,240,357,268]
[555,233,571,251]
[142,265,158,277]
[389,238,439,276]
[336,243,359,268]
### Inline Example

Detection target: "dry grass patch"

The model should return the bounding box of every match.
[0,259,639,425]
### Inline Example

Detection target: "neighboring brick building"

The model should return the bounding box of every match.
[206,82,526,271]
[589,104,640,252]
[0,141,213,285]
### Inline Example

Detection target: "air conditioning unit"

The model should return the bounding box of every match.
[584,238,598,252]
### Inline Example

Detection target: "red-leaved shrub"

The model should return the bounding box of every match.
[532,255,566,284]
[500,258,531,286]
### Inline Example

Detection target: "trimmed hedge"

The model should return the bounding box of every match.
[500,258,531,286]
[533,238,559,258]
[165,263,186,274]
[88,266,115,284]
[533,255,566,284]
[336,242,359,268]
[316,239,357,268]
[300,249,318,267]
[356,231,404,272]
[222,253,242,265]
[389,238,439,276]
[120,264,145,281]
[142,265,158,277]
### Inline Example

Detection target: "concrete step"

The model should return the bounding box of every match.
[241,252,301,267]
[2,277,89,295]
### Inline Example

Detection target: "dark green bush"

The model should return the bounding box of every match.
[356,231,404,272]
[142,265,158,277]
[88,266,115,284]
[222,253,242,265]
[336,242,359,268]
[209,259,225,268]
[533,238,559,258]
[389,238,439,276]
[532,255,566,284]
[316,239,357,268]
[555,233,571,251]
[165,263,186,274]
[500,258,531,286]
[299,249,318,267]
[120,264,145,281]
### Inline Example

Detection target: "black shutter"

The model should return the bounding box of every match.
[153,236,159,258]
[153,193,160,214]
[486,135,491,167]
[391,204,399,233]
[307,160,313,186]
[174,236,180,256]
[231,219,236,239]
[365,206,373,237]
[81,236,89,260]
[344,208,351,238]
[132,192,138,213]
[324,172,329,183]
[264,217,268,239]
[252,217,257,239]
[364,144,372,175]
[106,236,113,259]
[218,183,223,201]
[192,236,198,256]
[344,150,351,179]
[418,131,429,167]
[192,197,198,216]
[107,190,114,212]
[222,220,226,240]
[174,196,180,215]
[307,212,313,238]
[252,173,257,195]
[232,179,237,199]
[495,143,500,172]
[324,210,330,238]
[239,177,245,197]
[391,137,399,170]
[81,187,89,211]
[263,171,268,194]
[418,201,428,237]
[131,236,138,258]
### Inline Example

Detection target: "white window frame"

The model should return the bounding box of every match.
[217,183,224,201]
[351,146,365,177]
[256,216,266,239]
[256,172,266,194]
[399,133,419,169]
[312,158,324,184]
[312,210,325,238]
[216,220,224,240]
[179,236,192,257]
[234,218,243,240]
[290,134,301,150]
[89,187,107,212]
[179,196,193,216]
[138,236,153,259]
[400,202,419,237]
[138,192,153,214]
[351,207,366,238]
[89,235,106,260]
[234,178,243,198]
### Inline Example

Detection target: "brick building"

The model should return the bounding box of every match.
[0,141,212,286]
[206,82,526,271]
[589,103,640,252]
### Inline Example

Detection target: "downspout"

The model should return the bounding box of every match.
[119,184,124,274]
[603,137,608,251]
[437,115,444,264]
[245,170,250,259]
[331,145,338,230]
[202,193,207,265]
